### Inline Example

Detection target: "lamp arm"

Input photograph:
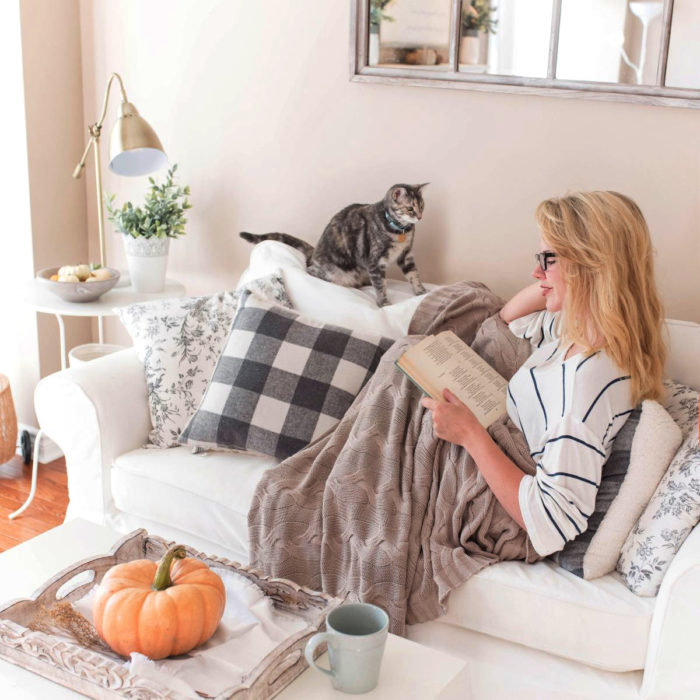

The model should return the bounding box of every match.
[72,137,96,179]
[94,73,129,131]
[73,73,129,179]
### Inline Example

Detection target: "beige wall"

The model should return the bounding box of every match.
[0,0,89,426]
[21,0,91,379]
[1,0,39,426]
[77,0,699,354]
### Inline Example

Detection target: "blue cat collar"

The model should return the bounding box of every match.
[384,210,411,233]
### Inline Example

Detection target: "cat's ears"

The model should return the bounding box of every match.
[391,183,429,200]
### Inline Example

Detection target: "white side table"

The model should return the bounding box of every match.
[10,279,186,520]
[20,278,186,371]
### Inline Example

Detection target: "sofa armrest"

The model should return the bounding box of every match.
[34,348,150,525]
[641,524,700,699]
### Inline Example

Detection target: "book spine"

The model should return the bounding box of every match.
[394,361,434,399]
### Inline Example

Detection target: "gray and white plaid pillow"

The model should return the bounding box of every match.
[179,292,394,460]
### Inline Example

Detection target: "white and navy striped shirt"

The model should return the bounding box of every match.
[507,310,634,557]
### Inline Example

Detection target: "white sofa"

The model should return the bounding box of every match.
[35,244,700,699]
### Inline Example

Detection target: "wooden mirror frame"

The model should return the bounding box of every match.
[351,0,700,109]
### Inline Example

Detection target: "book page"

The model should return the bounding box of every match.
[398,330,508,428]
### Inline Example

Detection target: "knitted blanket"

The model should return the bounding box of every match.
[248,282,540,634]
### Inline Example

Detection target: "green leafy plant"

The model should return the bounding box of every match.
[461,1,498,35]
[370,0,395,28]
[105,164,192,240]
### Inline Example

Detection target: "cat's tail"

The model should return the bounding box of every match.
[239,232,315,265]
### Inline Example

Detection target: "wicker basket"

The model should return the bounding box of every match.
[0,375,18,464]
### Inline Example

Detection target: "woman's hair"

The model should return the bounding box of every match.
[535,191,666,404]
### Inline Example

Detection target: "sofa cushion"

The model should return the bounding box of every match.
[179,292,393,459]
[442,560,655,672]
[111,446,278,562]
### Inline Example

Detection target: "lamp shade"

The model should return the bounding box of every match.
[109,101,168,176]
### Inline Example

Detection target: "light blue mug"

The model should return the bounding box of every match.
[304,603,389,694]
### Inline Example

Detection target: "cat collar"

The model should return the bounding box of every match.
[384,210,411,233]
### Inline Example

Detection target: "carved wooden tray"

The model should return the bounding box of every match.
[0,529,343,699]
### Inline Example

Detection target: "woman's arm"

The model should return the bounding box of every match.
[499,281,546,324]
[422,390,526,529]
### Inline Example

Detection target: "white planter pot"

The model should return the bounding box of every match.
[460,34,481,65]
[123,235,170,293]
[369,30,380,66]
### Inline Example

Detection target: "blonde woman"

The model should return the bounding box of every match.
[422,191,666,556]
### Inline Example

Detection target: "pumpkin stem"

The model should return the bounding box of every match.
[152,545,187,591]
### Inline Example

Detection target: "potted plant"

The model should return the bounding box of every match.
[369,0,395,66]
[106,164,191,292]
[460,1,498,66]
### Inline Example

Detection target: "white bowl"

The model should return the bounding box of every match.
[36,267,120,303]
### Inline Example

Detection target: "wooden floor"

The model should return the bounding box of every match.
[0,454,68,552]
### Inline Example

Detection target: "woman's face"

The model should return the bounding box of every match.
[533,236,566,312]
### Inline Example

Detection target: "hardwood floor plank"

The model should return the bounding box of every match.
[0,454,68,553]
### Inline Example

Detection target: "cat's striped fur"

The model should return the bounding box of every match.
[240,183,428,306]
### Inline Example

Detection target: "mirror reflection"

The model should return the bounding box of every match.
[556,0,663,84]
[361,0,700,105]
[665,0,700,90]
[463,0,553,78]
[370,0,451,70]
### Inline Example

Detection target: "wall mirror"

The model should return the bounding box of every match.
[351,0,700,108]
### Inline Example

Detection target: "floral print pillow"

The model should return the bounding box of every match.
[117,273,291,448]
[664,379,699,440]
[617,433,700,597]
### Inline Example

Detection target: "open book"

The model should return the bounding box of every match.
[396,330,508,428]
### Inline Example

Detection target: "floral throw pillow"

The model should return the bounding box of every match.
[117,273,291,448]
[617,433,700,596]
[663,379,699,440]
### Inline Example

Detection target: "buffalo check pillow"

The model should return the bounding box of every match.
[179,292,394,460]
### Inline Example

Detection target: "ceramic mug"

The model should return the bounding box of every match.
[304,603,389,694]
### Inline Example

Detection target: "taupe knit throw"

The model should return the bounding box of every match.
[249,282,541,635]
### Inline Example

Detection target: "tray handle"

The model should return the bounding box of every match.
[268,649,303,686]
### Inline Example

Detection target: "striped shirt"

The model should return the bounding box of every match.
[507,310,634,557]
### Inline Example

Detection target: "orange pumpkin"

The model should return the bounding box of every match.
[92,544,226,659]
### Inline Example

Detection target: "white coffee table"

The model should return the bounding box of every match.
[0,520,467,699]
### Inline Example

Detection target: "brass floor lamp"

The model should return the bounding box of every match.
[8,75,168,522]
[73,72,167,268]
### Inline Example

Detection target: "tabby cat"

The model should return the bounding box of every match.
[240,183,428,307]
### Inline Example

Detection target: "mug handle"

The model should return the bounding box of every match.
[304,632,334,678]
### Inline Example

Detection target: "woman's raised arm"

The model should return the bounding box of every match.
[499,281,546,324]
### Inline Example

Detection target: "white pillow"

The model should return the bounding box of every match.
[237,240,435,339]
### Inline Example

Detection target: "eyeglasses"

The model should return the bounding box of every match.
[534,251,557,272]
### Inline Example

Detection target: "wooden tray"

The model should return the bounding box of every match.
[0,529,343,699]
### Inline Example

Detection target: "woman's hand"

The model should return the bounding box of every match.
[421,389,484,447]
